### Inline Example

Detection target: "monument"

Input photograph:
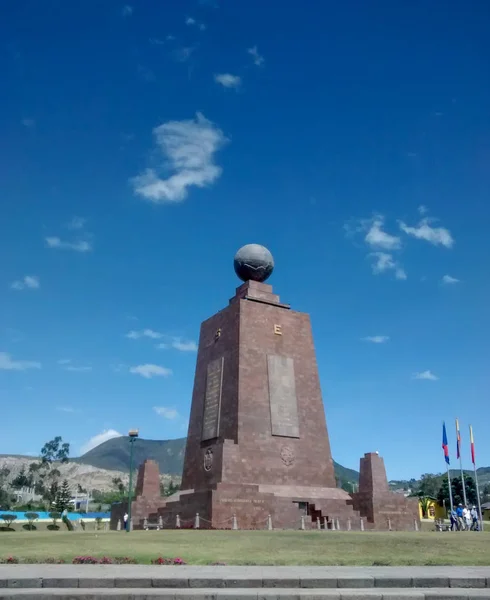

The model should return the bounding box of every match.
[111,244,419,530]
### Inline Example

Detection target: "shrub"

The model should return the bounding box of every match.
[72,556,100,564]
[0,514,17,529]
[113,556,138,564]
[24,513,39,531]
[151,557,187,565]
[49,512,61,529]
[99,557,113,564]
[0,556,19,564]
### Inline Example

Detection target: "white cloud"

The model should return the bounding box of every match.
[56,406,78,413]
[126,329,163,340]
[10,275,40,290]
[66,216,86,230]
[122,5,133,17]
[131,112,228,204]
[129,364,172,378]
[361,336,390,344]
[399,218,454,248]
[80,429,122,455]
[442,275,460,284]
[214,73,241,89]
[0,352,41,371]
[418,205,428,215]
[413,370,438,381]
[173,46,195,63]
[171,339,198,352]
[21,118,35,128]
[57,358,91,372]
[365,216,401,250]
[185,17,206,30]
[247,46,264,66]
[369,252,407,280]
[45,237,92,252]
[153,406,179,419]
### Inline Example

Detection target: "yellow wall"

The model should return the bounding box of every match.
[418,499,446,520]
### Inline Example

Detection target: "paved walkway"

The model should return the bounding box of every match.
[0,565,489,590]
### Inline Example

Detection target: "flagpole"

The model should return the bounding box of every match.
[442,421,454,515]
[470,425,484,532]
[456,418,467,506]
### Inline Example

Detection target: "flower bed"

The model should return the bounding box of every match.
[1,556,187,565]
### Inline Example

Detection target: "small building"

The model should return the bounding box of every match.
[481,502,490,521]
[418,497,446,520]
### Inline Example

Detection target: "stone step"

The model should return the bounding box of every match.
[2,588,490,600]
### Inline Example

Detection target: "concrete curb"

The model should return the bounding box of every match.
[1,588,490,600]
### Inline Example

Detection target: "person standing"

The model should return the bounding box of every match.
[470,506,479,531]
[456,504,464,530]
[123,512,128,531]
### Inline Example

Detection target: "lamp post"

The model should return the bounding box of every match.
[126,429,139,532]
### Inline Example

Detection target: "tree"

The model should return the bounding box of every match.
[77,483,87,493]
[40,436,70,467]
[24,512,39,531]
[11,467,33,490]
[419,496,432,518]
[0,514,17,529]
[55,480,72,513]
[417,473,443,498]
[44,481,59,506]
[111,477,126,495]
[437,476,478,508]
[49,511,61,529]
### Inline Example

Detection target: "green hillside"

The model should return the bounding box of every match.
[77,436,360,483]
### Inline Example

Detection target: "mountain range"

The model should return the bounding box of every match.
[76,436,360,485]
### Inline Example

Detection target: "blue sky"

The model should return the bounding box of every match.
[1,0,489,480]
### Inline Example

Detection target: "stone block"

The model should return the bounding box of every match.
[450,579,486,589]
[42,579,78,588]
[78,579,115,588]
[337,578,375,588]
[152,579,189,588]
[374,579,412,588]
[262,579,300,589]
[300,579,338,589]
[412,578,450,588]
[8,579,42,588]
[189,580,225,589]
[114,578,152,588]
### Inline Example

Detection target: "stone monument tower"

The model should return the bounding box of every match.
[157,244,360,528]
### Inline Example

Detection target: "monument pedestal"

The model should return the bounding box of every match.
[112,247,420,531]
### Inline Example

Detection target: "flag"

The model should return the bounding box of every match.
[470,425,476,465]
[456,418,461,460]
[442,422,450,465]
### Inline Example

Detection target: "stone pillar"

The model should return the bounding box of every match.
[347,518,351,531]
[117,519,121,531]
[388,518,392,531]
[316,517,321,530]
[331,518,336,531]
[336,518,340,530]
[143,517,148,530]
[267,514,273,530]
[414,519,419,532]
[134,460,161,499]
[232,514,238,530]
[176,514,181,528]
[158,516,163,529]
[300,515,305,530]
[195,513,200,529]
[360,517,364,531]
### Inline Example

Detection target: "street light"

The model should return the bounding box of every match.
[126,429,139,532]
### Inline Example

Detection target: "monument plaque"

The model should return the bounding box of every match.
[267,354,300,438]
[201,356,224,441]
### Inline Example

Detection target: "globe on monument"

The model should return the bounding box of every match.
[233,244,274,283]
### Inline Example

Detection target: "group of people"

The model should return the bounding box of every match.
[450,503,480,531]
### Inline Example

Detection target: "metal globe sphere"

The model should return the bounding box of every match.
[233,244,274,283]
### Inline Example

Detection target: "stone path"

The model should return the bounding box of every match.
[0,566,489,599]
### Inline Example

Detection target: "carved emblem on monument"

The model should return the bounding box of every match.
[203,447,213,471]
[280,445,295,466]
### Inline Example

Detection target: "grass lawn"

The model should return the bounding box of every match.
[1,530,489,566]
